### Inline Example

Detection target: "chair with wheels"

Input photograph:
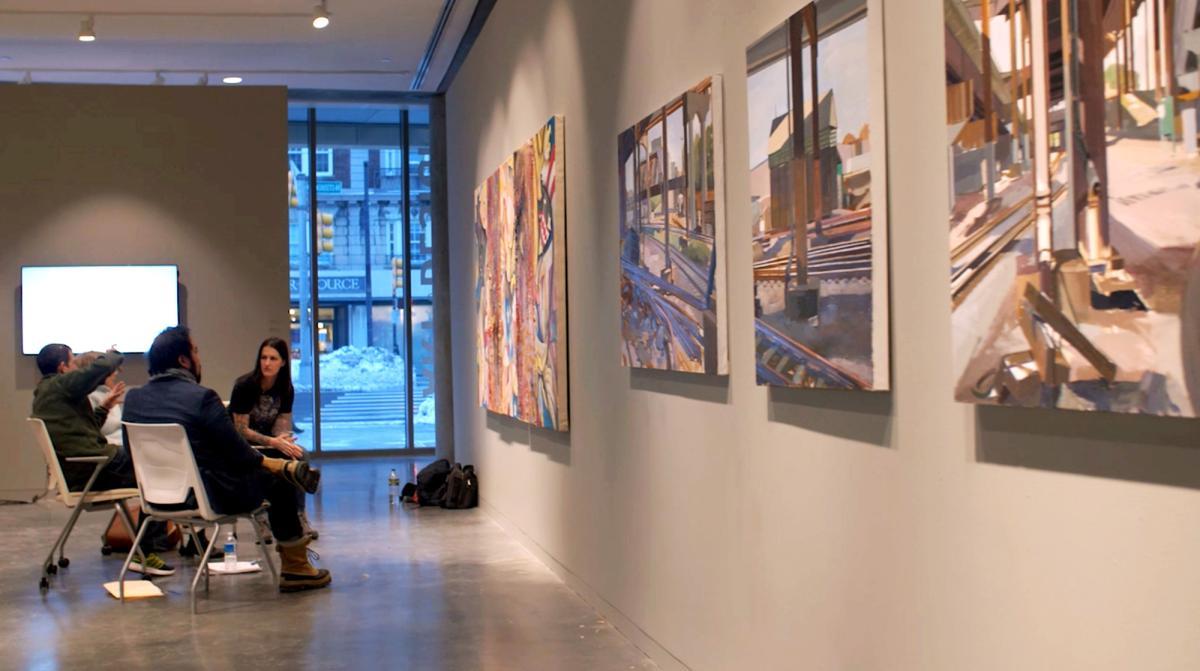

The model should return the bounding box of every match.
[120,422,278,612]
[26,418,144,592]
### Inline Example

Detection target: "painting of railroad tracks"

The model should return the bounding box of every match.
[947,0,1200,416]
[475,117,569,431]
[747,0,890,389]
[618,77,728,374]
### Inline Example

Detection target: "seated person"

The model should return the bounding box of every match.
[122,326,331,593]
[31,344,175,576]
[229,337,317,539]
[74,351,126,445]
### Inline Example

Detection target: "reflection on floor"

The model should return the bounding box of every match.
[1,457,656,671]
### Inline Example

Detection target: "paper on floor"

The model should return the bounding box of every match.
[103,580,164,600]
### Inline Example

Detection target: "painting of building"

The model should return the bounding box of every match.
[475,116,569,430]
[947,0,1200,416]
[746,0,890,389]
[618,77,728,374]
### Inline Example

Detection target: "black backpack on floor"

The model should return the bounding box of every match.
[441,464,479,510]
[414,459,451,506]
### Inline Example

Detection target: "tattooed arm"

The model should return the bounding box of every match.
[235,412,303,458]
[232,413,275,447]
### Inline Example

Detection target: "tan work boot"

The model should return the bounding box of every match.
[276,535,331,593]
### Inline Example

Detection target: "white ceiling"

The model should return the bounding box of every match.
[0,0,479,91]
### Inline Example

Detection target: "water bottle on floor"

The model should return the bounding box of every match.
[224,529,237,571]
[388,468,400,506]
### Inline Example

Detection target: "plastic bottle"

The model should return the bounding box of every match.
[223,529,237,572]
[387,468,400,506]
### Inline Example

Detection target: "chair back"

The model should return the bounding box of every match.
[26,418,74,504]
[122,422,218,521]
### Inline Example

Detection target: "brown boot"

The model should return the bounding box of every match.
[276,535,331,593]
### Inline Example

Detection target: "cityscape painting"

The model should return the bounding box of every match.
[618,77,728,374]
[946,0,1200,416]
[746,0,890,389]
[475,116,569,431]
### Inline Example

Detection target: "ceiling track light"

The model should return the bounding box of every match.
[197,73,209,86]
[78,15,96,42]
[153,71,165,85]
[312,1,331,29]
[19,71,32,85]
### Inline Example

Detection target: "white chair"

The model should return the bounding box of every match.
[119,422,278,612]
[26,418,144,592]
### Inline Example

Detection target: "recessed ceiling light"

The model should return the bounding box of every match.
[78,16,96,42]
[222,76,243,84]
[0,56,12,62]
[312,1,331,29]
[380,57,393,64]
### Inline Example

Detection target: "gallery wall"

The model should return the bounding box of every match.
[0,85,288,498]
[445,0,1200,669]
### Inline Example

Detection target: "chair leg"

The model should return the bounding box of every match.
[43,501,88,578]
[117,521,151,603]
[191,524,219,615]
[250,513,278,583]
[113,501,146,564]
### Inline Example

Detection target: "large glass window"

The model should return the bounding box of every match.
[288,104,435,453]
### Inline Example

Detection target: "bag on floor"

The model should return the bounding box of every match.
[440,463,464,509]
[414,458,451,507]
[442,464,478,510]
[103,502,182,553]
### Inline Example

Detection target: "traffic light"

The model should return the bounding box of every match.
[288,170,299,208]
[392,256,404,291]
[319,211,334,253]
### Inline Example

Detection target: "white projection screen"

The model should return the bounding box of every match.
[21,265,179,354]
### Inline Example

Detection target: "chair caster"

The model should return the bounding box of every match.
[101,545,113,556]
[46,564,58,575]
[58,557,70,569]
[39,577,49,592]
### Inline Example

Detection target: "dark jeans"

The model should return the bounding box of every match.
[81,447,172,555]
[257,447,307,514]
[249,469,303,542]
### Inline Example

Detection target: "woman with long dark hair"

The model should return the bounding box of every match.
[230,336,317,538]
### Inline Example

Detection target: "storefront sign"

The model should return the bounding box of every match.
[289,276,365,296]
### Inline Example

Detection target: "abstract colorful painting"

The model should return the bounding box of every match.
[746,0,890,389]
[475,116,569,430]
[946,0,1200,416]
[618,77,728,374]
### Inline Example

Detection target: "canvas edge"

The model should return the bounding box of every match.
[867,0,892,391]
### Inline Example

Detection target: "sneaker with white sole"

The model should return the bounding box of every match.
[129,553,176,577]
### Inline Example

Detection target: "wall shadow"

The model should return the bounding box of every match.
[975,405,1200,490]
[530,424,571,466]
[483,410,571,466]
[629,368,730,404]
[767,388,894,448]
[485,411,531,446]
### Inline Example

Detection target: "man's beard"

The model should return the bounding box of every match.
[184,360,201,384]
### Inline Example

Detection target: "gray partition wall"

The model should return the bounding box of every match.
[0,85,288,498]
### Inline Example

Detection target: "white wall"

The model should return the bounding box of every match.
[445,1,1200,669]
[0,85,288,497]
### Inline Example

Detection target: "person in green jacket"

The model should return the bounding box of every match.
[31,344,175,576]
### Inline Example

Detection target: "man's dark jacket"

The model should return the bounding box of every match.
[123,369,265,514]
[32,352,122,490]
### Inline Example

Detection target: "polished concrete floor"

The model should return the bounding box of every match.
[0,458,656,671]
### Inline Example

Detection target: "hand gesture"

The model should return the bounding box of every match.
[102,381,127,409]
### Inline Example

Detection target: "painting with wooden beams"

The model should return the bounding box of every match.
[946,0,1200,415]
